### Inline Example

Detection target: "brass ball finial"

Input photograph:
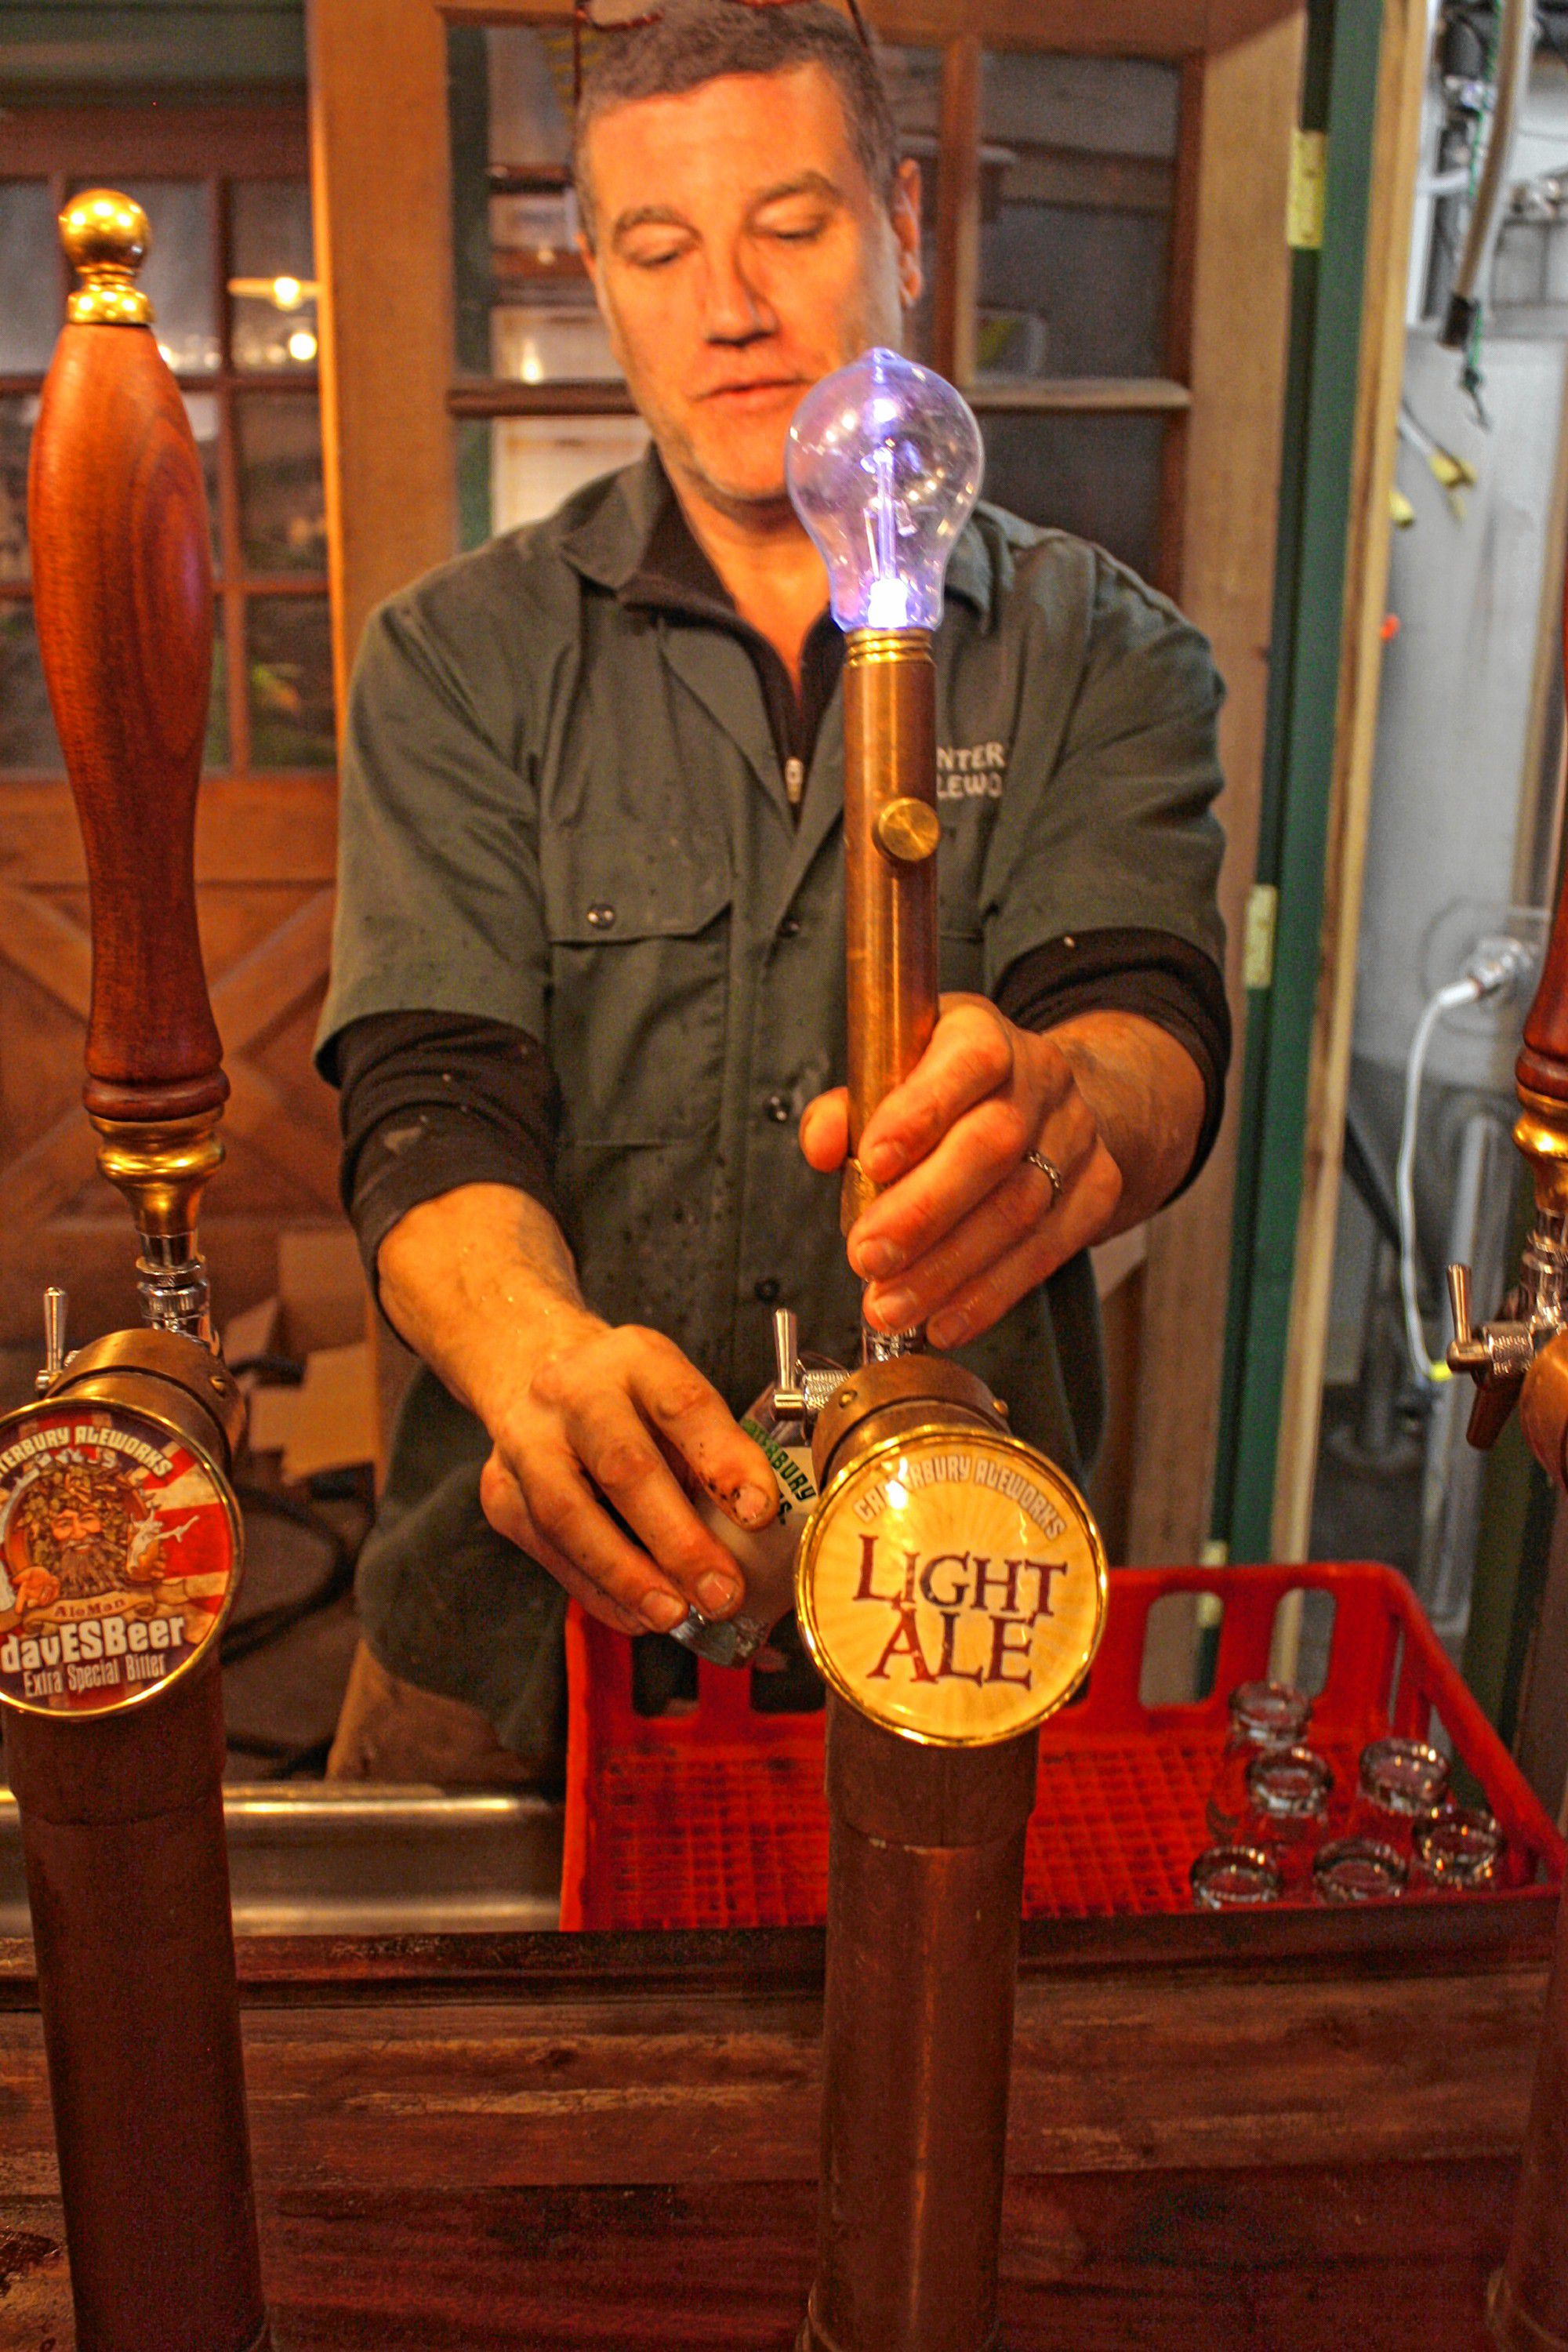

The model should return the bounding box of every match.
[60,190,154,327]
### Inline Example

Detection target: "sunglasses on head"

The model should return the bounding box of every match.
[572,0,873,114]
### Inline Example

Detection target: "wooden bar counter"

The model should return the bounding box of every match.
[0,1895,1550,2349]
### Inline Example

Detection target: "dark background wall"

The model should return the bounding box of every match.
[0,0,304,99]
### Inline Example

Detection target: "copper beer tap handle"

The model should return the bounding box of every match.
[841,631,941,1233]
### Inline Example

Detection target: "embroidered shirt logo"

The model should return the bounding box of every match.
[937,741,1007,802]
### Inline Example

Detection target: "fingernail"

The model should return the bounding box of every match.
[698,1572,742,1617]
[856,1237,901,1279]
[873,1287,916,1330]
[929,1308,969,1348]
[864,1141,902,1181]
[641,1591,687,1633]
[736,1483,774,1528]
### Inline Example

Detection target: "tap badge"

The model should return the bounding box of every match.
[0,1401,238,1717]
[795,1429,1106,1744]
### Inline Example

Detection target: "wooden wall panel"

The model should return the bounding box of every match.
[0,786,340,1348]
[1126,5,1304,1563]
[308,0,458,712]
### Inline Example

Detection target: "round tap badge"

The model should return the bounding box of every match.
[0,1400,239,1717]
[795,1429,1106,1744]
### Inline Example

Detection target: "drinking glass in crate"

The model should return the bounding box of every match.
[1240,1744,1334,1891]
[1351,1737,1450,1860]
[1206,1679,1313,1839]
[1313,1836,1409,1903]
[1190,1844,1283,1911]
[1414,1806,1505,1889]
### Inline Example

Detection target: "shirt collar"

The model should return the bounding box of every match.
[557,443,996,626]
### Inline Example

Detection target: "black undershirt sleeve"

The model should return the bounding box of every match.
[995,927,1230,1203]
[325,1012,561,1293]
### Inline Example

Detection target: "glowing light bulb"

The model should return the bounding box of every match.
[272,276,302,310]
[786,346,983,633]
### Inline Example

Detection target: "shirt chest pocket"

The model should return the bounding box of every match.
[542,835,732,1147]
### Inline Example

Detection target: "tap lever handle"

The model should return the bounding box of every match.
[1448,1263,1475,1346]
[773,1307,800,1396]
[37,1287,68,1393]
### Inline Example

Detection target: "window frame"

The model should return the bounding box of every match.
[441,17,1197,588]
[0,103,331,786]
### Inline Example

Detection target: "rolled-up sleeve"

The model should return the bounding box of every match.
[314,568,552,1073]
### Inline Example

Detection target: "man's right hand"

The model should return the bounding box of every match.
[476,1315,780,1636]
[375,1184,779,1639]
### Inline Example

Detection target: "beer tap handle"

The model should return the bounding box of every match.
[30,191,227,1340]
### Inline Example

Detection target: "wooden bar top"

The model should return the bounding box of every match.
[0,1899,1552,2347]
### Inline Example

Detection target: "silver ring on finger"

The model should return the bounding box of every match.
[1025,1149,1065,1210]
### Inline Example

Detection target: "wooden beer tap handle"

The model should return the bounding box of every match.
[28,191,227,1134]
[1515,578,1568,1112]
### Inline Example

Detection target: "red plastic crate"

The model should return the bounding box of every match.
[561,1563,1564,1930]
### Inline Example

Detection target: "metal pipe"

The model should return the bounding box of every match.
[1450,561,1568,2347]
[1441,0,1534,350]
[1489,1867,1568,2351]
[6,1661,268,2352]
[800,1703,1037,2352]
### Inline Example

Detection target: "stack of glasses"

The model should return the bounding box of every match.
[1189,1679,1507,1910]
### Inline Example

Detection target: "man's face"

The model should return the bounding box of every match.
[581,64,921,516]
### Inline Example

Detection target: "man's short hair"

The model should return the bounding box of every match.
[574,0,899,245]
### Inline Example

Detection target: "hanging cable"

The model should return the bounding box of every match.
[1396,940,1534,1387]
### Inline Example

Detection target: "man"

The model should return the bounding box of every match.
[316,0,1229,1782]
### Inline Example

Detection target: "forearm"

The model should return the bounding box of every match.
[377,1180,775,1635]
[1047,1010,1206,1232]
[376,1181,602,1437]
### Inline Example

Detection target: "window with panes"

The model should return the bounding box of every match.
[0,166,333,778]
[443,24,1188,586]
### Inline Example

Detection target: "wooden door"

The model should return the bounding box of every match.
[307,0,1305,1559]
[0,105,342,1365]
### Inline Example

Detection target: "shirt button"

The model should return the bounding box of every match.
[764,1091,792,1123]
[754,1276,781,1305]
[586,902,616,931]
[779,916,801,938]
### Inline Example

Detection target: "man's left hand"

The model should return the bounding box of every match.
[799,995,1134,1352]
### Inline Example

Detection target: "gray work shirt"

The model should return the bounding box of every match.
[317,452,1225,1746]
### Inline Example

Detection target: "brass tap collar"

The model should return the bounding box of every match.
[811,1353,1004,1490]
[1520,1327,1568,1490]
[91,1110,224,1243]
[844,627,935,670]
[45,1327,245,1468]
[1515,1087,1568,1214]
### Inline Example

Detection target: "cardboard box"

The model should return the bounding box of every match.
[227,1227,376,1482]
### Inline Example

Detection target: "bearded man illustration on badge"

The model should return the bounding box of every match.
[5,1458,154,1613]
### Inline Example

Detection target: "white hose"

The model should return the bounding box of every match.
[1397,975,1484,1385]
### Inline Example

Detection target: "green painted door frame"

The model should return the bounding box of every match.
[1211,0,1392,1562]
